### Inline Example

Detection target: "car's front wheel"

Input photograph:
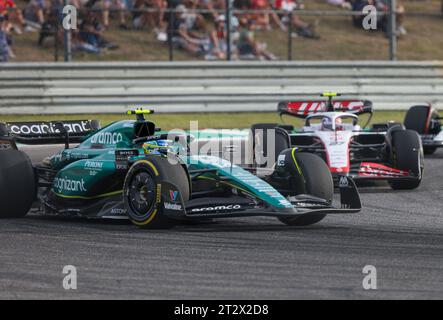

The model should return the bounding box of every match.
[123,156,190,229]
[388,130,424,190]
[274,150,333,226]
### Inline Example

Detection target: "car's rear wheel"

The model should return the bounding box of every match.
[250,123,290,168]
[276,151,333,226]
[123,156,190,229]
[0,150,36,218]
[404,105,440,155]
[388,130,423,190]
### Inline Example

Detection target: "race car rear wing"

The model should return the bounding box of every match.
[278,99,373,119]
[0,120,101,146]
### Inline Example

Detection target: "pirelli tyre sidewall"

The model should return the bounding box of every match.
[277,150,333,226]
[0,149,36,218]
[123,155,190,229]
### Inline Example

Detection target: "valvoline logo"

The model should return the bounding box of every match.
[169,190,178,201]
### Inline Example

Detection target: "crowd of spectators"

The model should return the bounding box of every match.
[0,0,433,62]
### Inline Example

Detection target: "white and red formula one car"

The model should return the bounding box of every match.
[250,93,424,190]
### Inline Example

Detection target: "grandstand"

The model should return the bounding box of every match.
[0,0,442,62]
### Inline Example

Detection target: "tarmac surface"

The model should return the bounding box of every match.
[0,146,441,299]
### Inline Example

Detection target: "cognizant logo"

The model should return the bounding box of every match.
[53,177,87,193]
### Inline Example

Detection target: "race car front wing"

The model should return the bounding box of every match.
[160,176,361,220]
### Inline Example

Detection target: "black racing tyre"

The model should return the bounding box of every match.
[277,151,333,227]
[404,105,431,134]
[123,156,190,229]
[389,130,424,190]
[0,150,36,218]
[404,106,440,155]
[250,123,290,168]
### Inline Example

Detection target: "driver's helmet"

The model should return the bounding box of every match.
[142,140,171,155]
[335,117,344,131]
[321,117,333,131]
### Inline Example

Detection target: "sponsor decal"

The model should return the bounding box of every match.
[7,121,92,136]
[164,202,182,211]
[358,162,408,177]
[339,176,349,187]
[295,202,327,208]
[115,149,139,170]
[286,100,365,115]
[90,132,123,145]
[169,190,178,201]
[84,161,103,169]
[191,204,242,213]
[277,154,286,167]
[65,152,89,161]
[53,177,87,193]
[156,184,162,203]
[110,208,127,215]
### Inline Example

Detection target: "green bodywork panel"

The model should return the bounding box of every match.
[49,121,137,199]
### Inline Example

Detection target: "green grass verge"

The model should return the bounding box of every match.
[1,111,406,130]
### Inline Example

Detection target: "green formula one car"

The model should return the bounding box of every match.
[0,110,361,228]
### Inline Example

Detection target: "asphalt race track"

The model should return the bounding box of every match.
[0,147,442,299]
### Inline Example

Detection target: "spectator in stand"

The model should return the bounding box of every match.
[249,0,276,30]
[132,0,149,29]
[236,16,276,60]
[200,0,225,21]
[233,0,253,24]
[132,0,166,32]
[169,4,209,56]
[86,0,128,29]
[79,11,119,53]
[105,0,128,29]
[351,0,367,28]
[182,0,207,33]
[327,0,352,10]
[208,14,239,60]
[377,0,406,35]
[0,0,26,33]
[0,14,9,62]
[38,2,60,47]
[274,0,319,39]
[234,0,287,32]
[30,0,46,25]
[72,29,101,54]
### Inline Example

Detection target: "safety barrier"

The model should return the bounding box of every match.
[0,61,442,114]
